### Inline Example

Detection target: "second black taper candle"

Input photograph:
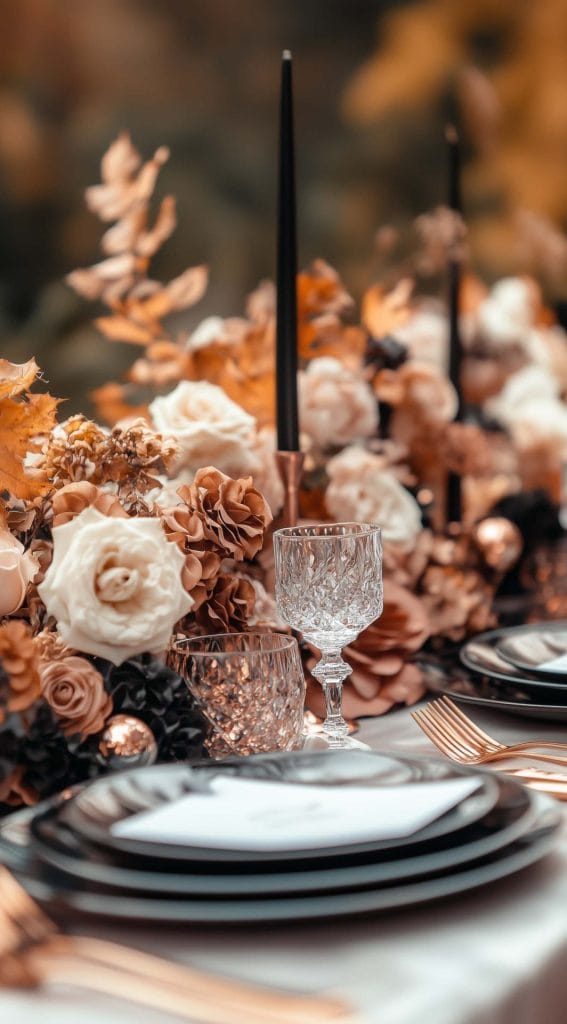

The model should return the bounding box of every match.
[275,50,300,453]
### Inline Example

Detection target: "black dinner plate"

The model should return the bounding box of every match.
[57,751,500,868]
[422,656,567,721]
[460,625,567,694]
[7,792,559,924]
[497,626,567,681]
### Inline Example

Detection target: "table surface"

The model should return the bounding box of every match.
[3,700,567,1024]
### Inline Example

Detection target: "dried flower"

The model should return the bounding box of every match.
[40,656,112,738]
[185,467,272,561]
[195,574,255,633]
[0,620,41,718]
[160,502,222,608]
[51,481,128,527]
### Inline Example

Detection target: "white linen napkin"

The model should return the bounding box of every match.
[112,775,481,851]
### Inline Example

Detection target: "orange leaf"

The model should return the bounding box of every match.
[362,279,413,338]
[0,393,58,499]
[137,266,209,320]
[95,315,156,345]
[91,383,149,426]
[0,358,40,399]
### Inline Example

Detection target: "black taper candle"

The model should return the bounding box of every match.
[446,124,463,524]
[276,50,300,453]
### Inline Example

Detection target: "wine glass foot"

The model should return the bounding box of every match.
[301,733,370,752]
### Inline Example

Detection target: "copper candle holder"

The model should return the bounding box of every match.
[276,450,304,527]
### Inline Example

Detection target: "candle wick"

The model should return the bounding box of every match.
[282,49,292,61]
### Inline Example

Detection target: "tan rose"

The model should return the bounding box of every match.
[40,656,112,737]
[0,528,38,616]
[195,574,256,632]
[299,357,378,449]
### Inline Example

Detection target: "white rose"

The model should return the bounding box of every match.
[325,447,422,549]
[395,309,448,369]
[510,400,567,453]
[38,508,192,665]
[149,380,256,476]
[299,357,378,449]
[487,365,560,427]
[477,278,536,350]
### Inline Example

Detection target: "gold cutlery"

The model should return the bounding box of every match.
[0,866,356,1024]
[412,697,567,767]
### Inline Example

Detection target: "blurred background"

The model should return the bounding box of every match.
[1,0,567,408]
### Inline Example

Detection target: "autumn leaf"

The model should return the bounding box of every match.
[362,279,413,339]
[0,358,40,400]
[137,266,209,320]
[0,393,58,499]
[95,315,157,345]
[91,382,149,426]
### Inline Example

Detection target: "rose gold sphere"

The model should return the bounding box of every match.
[472,517,523,572]
[98,714,157,769]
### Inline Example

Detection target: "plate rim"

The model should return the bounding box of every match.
[460,623,567,691]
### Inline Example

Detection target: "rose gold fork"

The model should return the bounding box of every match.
[0,866,356,1024]
[412,697,567,767]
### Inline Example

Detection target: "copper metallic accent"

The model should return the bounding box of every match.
[276,450,304,527]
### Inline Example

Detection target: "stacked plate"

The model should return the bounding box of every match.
[422,622,567,721]
[0,750,560,924]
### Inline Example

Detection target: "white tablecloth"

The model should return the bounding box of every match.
[3,702,567,1024]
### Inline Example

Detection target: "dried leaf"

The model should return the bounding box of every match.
[95,315,156,345]
[91,383,149,426]
[136,265,209,320]
[86,145,170,222]
[362,279,414,338]
[136,196,177,258]
[0,393,58,498]
[101,208,147,256]
[101,132,142,183]
[0,358,40,399]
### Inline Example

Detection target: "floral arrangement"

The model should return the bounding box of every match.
[2,133,564,811]
[65,134,566,717]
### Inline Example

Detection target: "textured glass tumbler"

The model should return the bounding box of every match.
[167,632,305,758]
[274,523,383,748]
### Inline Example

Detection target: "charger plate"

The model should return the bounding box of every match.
[4,792,559,924]
[422,657,567,721]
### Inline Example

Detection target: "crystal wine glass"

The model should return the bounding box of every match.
[273,523,383,749]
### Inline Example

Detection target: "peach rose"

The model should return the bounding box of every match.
[299,357,378,449]
[40,656,112,737]
[38,508,193,665]
[0,529,37,616]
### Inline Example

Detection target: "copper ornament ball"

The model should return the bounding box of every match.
[98,714,158,769]
[472,517,523,572]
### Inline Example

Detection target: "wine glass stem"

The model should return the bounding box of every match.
[313,649,351,745]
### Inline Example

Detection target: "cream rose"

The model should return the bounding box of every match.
[299,357,378,449]
[38,508,192,665]
[476,278,536,350]
[149,381,256,475]
[0,529,37,616]
[325,447,422,549]
[395,309,448,369]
